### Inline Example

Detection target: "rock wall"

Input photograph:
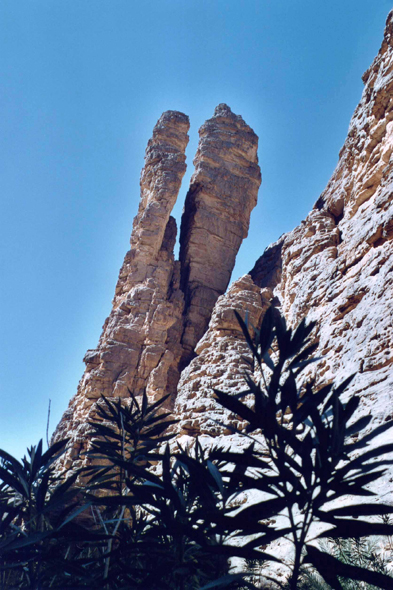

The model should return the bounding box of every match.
[256,10,393,416]
[175,11,393,442]
[175,275,271,437]
[52,105,261,468]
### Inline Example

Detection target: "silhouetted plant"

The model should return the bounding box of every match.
[0,439,102,588]
[88,431,266,588]
[1,307,393,589]
[212,306,393,590]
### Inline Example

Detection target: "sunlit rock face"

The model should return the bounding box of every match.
[52,106,261,470]
[175,11,393,445]
[257,10,393,423]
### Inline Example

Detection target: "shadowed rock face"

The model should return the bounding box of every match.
[52,105,261,469]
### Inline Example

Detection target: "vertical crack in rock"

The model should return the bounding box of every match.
[179,104,261,365]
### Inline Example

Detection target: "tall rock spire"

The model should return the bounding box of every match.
[52,111,190,467]
[179,104,261,361]
[52,105,261,470]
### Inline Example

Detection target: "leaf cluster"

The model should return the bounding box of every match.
[1,308,393,589]
[0,439,105,588]
[213,307,393,589]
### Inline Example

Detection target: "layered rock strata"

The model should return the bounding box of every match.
[53,106,261,468]
[175,11,393,442]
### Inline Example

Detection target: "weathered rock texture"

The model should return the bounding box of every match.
[53,106,261,468]
[55,12,393,480]
[175,275,271,437]
[175,11,393,443]
[179,104,261,362]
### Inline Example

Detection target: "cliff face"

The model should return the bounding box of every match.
[55,12,393,473]
[53,105,261,469]
[256,11,393,413]
[175,11,393,440]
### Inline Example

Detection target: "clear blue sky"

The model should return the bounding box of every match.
[0,0,391,459]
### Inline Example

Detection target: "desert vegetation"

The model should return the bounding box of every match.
[1,308,393,589]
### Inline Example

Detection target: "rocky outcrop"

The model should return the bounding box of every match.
[175,275,271,437]
[175,11,393,444]
[55,11,393,481]
[53,111,190,467]
[52,106,261,468]
[263,10,393,416]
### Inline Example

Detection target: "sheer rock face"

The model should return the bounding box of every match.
[179,104,261,361]
[175,12,393,445]
[53,106,261,469]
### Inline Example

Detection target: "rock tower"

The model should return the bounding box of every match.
[53,105,261,470]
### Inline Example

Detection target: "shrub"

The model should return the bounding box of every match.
[1,307,393,589]
[213,307,393,589]
[0,439,104,588]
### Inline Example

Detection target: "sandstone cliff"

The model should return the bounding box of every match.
[175,11,393,446]
[52,105,261,468]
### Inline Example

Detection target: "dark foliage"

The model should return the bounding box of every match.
[0,439,107,588]
[213,306,393,589]
[83,392,259,589]
[1,307,393,589]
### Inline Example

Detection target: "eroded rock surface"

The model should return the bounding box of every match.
[175,275,271,437]
[175,12,393,446]
[53,111,190,468]
[179,104,261,361]
[266,11,393,421]
[53,106,261,469]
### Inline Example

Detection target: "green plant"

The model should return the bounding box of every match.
[81,391,255,588]
[212,306,393,590]
[0,439,100,588]
[83,390,181,587]
[296,535,393,589]
[1,307,393,590]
